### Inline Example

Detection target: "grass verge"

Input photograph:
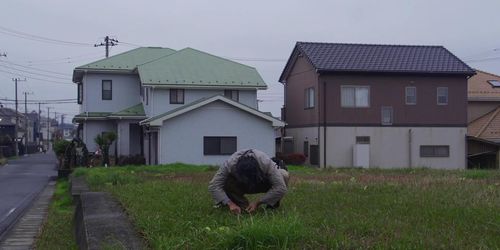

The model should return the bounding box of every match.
[35,179,78,250]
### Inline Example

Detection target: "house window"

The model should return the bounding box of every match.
[341,86,369,107]
[170,89,184,104]
[356,136,370,144]
[203,136,237,155]
[303,141,309,157]
[420,145,449,157]
[145,87,149,105]
[381,106,393,125]
[304,87,315,109]
[224,90,239,101]
[405,87,416,105]
[77,83,83,104]
[437,87,448,105]
[102,80,112,100]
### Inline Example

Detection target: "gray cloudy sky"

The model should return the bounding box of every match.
[1,0,500,121]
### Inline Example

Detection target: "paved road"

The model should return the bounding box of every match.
[0,153,57,239]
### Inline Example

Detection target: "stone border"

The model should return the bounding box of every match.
[0,181,56,249]
[70,176,146,249]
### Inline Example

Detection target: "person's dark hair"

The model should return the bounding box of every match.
[234,152,262,190]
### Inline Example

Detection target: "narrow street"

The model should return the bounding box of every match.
[0,153,57,239]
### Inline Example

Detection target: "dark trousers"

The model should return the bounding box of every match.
[223,175,281,209]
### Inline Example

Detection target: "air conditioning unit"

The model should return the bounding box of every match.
[353,144,370,168]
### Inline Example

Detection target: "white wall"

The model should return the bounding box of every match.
[83,121,116,153]
[148,88,257,117]
[313,126,467,169]
[82,73,141,113]
[159,101,275,165]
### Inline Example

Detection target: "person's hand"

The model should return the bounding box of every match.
[245,201,261,213]
[228,201,241,214]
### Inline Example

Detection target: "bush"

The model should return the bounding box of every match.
[53,140,71,158]
[276,153,306,165]
[117,154,146,166]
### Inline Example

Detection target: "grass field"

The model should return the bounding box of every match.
[70,165,500,249]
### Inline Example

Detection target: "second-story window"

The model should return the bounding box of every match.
[77,83,83,104]
[102,80,112,100]
[405,87,416,105]
[170,89,184,104]
[381,106,393,125]
[304,87,315,109]
[341,86,369,107]
[437,87,448,105]
[224,90,239,101]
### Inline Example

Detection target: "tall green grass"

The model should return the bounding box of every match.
[35,180,78,250]
[71,165,500,249]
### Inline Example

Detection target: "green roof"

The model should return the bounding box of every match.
[73,104,145,122]
[110,103,145,117]
[137,48,267,89]
[74,112,110,118]
[75,47,177,70]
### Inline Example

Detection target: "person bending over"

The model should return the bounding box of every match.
[208,149,289,214]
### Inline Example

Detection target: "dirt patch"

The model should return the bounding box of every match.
[141,172,213,183]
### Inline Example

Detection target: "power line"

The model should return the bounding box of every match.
[0,25,93,47]
[9,52,103,64]
[0,68,73,85]
[0,59,71,76]
[0,98,76,102]
[0,63,71,80]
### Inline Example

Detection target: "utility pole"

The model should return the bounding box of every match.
[46,107,53,151]
[12,78,26,157]
[23,91,33,156]
[38,102,41,146]
[94,36,118,58]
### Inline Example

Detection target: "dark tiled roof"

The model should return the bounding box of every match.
[280,42,475,81]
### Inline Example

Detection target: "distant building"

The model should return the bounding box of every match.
[467,70,500,168]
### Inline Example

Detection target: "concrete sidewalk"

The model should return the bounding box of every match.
[0,181,55,249]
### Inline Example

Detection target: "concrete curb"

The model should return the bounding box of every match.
[70,177,146,250]
[0,181,56,249]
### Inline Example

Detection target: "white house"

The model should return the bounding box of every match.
[73,47,284,165]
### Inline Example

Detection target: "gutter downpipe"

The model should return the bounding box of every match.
[316,73,321,168]
[409,129,412,168]
[323,81,327,169]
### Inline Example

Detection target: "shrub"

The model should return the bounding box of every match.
[53,140,71,158]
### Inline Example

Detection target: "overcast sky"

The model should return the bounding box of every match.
[1,0,500,121]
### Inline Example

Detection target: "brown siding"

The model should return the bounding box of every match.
[283,56,319,127]
[318,74,468,126]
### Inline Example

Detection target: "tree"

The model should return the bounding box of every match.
[94,131,117,166]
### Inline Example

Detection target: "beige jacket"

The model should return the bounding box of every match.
[208,149,288,206]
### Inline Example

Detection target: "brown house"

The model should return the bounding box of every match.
[467,70,500,168]
[279,42,475,168]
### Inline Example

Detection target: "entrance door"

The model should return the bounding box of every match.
[310,145,319,166]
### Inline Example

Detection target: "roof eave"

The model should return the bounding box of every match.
[317,69,476,76]
[142,83,267,90]
[141,95,285,127]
